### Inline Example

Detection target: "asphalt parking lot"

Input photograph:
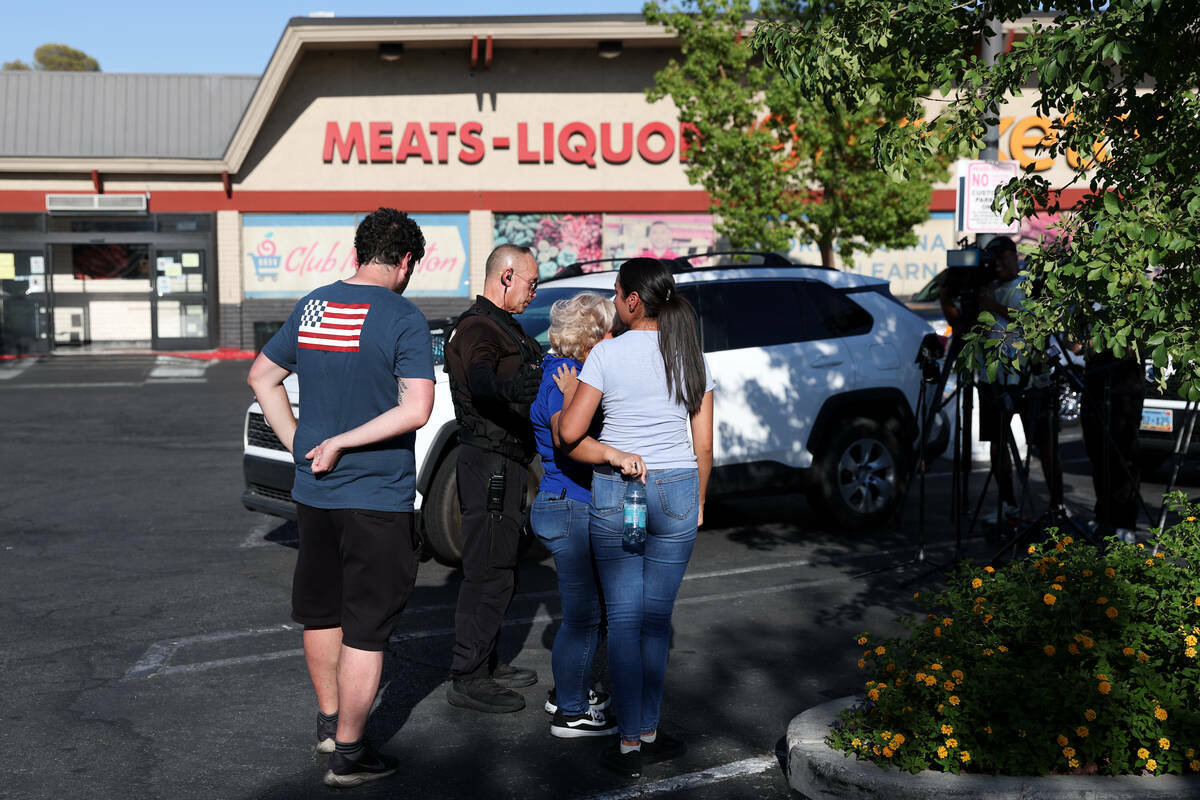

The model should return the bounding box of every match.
[1,354,1191,799]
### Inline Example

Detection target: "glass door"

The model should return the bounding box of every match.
[151,246,211,349]
[0,246,52,355]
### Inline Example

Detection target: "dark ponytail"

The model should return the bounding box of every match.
[617,258,706,415]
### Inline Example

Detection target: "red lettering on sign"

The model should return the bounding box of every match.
[600,122,633,164]
[369,122,393,163]
[637,122,674,164]
[543,123,555,164]
[396,122,433,164]
[517,123,540,163]
[559,122,597,167]
[428,122,457,164]
[458,122,484,164]
[323,122,367,163]
[679,122,700,163]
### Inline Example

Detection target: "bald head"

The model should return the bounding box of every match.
[486,244,534,279]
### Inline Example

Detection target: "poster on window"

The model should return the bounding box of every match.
[602,214,714,266]
[243,213,470,298]
[493,214,603,278]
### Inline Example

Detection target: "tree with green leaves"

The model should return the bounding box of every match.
[3,43,100,72]
[754,1,1200,393]
[644,0,947,268]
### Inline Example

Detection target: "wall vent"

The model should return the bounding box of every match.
[45,194,148,213]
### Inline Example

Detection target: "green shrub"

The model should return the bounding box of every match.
[828,495,1200,776]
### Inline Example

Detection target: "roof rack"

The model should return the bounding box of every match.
[543,250,828,283]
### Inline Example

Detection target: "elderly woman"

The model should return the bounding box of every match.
[529,291,639,739]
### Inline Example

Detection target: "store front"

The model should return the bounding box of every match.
[0,213,216,355]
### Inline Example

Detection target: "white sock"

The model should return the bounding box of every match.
[640,732,657,743]
[619,741,641,754]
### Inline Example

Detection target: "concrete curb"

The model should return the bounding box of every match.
[785,697,1200,799]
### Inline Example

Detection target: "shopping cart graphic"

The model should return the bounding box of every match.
[249,253,281,280]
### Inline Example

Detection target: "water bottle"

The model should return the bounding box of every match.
[623,478,647,545]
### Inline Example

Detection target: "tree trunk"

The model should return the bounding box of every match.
[819,239,835,269]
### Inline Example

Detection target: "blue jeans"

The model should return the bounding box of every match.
[590,468,698,740]
[530,491,601,716]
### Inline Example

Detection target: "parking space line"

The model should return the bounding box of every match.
[0,381,141,390]
[575,754,778,800]
[124,623,298,679]
[0,358,38,380]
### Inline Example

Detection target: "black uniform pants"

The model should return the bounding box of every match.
[1080,360,1144,530]
[450,443,527,679]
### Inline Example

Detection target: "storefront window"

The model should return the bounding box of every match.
[48,216,155,233]
[157,214,213,233]
[72,244,151,280]
[0,214,44,233]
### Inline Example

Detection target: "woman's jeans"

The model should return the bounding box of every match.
[590,468,698,741]
[530,491,602,716]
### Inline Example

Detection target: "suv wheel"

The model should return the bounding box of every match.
[422,447,548,567]
[811,418,906,529]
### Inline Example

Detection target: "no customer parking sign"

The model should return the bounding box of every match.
[956,160,1020,234]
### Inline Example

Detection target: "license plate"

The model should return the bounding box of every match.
[1140,408,1173,433]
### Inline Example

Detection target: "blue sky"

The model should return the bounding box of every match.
[3,1,647,75]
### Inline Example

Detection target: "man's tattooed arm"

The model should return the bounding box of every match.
[397,377,408,405]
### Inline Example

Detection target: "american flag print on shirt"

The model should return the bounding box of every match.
[298,300,370,352]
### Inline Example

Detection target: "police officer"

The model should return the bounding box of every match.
[444,243,544,712]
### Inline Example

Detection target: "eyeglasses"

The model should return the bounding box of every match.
[512,272,539,293]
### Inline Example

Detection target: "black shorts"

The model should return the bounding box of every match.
[292,503,420,651]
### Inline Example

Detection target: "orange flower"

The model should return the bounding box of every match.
[1137,747,1150,759]
[941,724,954,735]
[1105,606,1119,619]
[971,577,983,589]
[960,750,971,763]
[1105,567,1116,578]
[1122,647,1135,656]
[945,738,958,748]
[1044,593,1057,606]
[1068,643,1080,655]
[1154,706,1168,721]
[944,679,955,692]
[1044,644,1057,656]
[1146,758,1158,771]
[1085,708,1097,721]
[949,695,961,705]
[1138,651,1150,662]
[857,636,869,645]
[937,746,948,759]
[1063,746,1076,758]
[883,746,894,757]
[1057,734,1069,747]
[1076,726,1089,738]
[1097,597,1109,604]
[1159,737,1170,750]
[984,566,995,573]
[1098,681,1112,694]
[875,645,886,655]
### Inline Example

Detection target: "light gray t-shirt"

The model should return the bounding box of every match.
[578,329,713,469]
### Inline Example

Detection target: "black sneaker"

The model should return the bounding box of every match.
[550,707,617,739]
[316,715,337,755]
[446,677,526,713]
[640,731,687,764]
[322,743,398,788]
[492,662,538,688]
[544,687,612,715]
[600,742,641,778]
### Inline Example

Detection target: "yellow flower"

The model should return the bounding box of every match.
[1105,568,1116,579]
[1146,758,1158,771]
[1188,646,1198,658]
[1187,634,1198,647]
[1055,541,1066,553]
[942,617,953,626]
[1069,758,1080,768]
[1155,552,1166,558]
[1189,516,1197,522]
[1191,759,1200,771]
[998,645,1009,653]
[945,738,958,748]
[892,733,906,745]
[1063,746,1076,758]
[986,726,992,735]
[875,645,886,655]
[949,695,961,706]
[1194,596,1200,607]
[1077,726,1089,738]
[1057,734,1069,747]
[1160,737,1170,750]
[1044,644,1057,656]
[851,737,862,748]
[960,751,971,763]
[1138,651,1150,662]
[1122,647,1135,656]
[931,663,942,671]
[951,669,964,681]
[1080,636,1094,649]
[984,566,995,573]
[941,724,954,735]
[983,648,994,656]
[915,672,927,681]
[1068,643,1081,655]
[971,577,983,589]
[1097,597,1109,604]
[1098,681,1112,694]
[1137,748,1150,759]
[937,746,948,759]
[934,626,942,637]
[886,663,896,672]
[913,592,920,599]
[984,613,994,623]
[1085,709,1097,721]
[1145,558,1155,566]
[1105,606,1118,619]
[883,746,894,757]
[1188,748,1196,758]
[1063,536,1074,545]
[1028,544,1036,554]
[943,680,956,692]
[1155,706,1168,721]
[925,675,937,687]
[1082,569,1093,577]
[1044,593,1057,606]
[867,688,880,701]
[857,636,868,645]
[1052,583,1064,590]
[857,658,866,668]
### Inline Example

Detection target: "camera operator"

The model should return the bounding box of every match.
[940,236,1058,522]
[1080,347,1144,542]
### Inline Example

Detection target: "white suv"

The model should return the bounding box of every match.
[243,255,935,564]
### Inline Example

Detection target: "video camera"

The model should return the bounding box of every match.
[943,245,999,298]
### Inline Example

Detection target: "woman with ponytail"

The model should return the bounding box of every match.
[557,257,714,778]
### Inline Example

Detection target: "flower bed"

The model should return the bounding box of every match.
[828,495,1200,777]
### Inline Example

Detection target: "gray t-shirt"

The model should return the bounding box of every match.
[578,329,713,469]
